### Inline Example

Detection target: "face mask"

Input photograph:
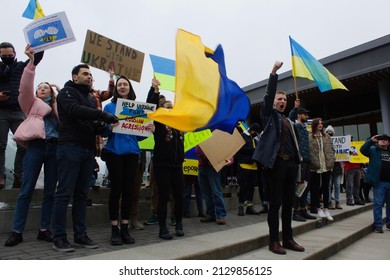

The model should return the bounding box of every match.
[1,57,15,65]
[43,96,52,102]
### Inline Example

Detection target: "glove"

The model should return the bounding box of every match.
[99,111,118,124]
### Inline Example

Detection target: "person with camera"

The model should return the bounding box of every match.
[360,134,390,233]
[0,42,44,189]
[102,75,154,245]
[51,64,118,252]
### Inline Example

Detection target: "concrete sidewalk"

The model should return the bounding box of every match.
[1,202,388,260]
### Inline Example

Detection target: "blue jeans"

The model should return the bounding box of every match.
[329,172,341,203]
[198,165,226,219]
[12,140,57,232]
[372,181,390,228]
[52,144,94,241]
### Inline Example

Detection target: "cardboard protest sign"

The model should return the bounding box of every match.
[112,98,156,137]
[81,30,144,82]
[23,11,75,52]
[199,128,245,172]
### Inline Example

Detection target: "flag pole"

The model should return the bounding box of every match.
[293,76,299,100]
[289,36,299,100]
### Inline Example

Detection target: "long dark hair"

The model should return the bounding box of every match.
[111,75,136,103]
[311,118,325,138]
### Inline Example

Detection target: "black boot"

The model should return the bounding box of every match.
[111,225,122,246]
[259,204,268,214]
[12,175,21,189]
[238,205,245,216]
[246,205,260,215]
[159,226,173,240]
[175,221,184,237]
[120,223,135,244]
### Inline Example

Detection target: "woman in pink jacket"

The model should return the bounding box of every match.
[4,45,59,247]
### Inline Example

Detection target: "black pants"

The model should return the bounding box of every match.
[106,152,139,221]
[294,161,311,209]
[309,171,331,210]
[265,158,298,242]
[153,165,184,228]
[238,167,257,203]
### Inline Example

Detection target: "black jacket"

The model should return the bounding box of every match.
[252,74,301,168]
[0,51,44,109]
[237,132,256,164]
[147,88,184,167]
[289,107,311,162]
[56,80,102,150]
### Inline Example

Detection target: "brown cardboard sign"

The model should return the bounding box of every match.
[199,128,245,172]
[81,29,145,82]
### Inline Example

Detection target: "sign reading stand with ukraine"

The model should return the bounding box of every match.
[23,11,75,52]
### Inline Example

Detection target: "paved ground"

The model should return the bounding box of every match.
[1,201,389,260]
[328,228,390,259]
[0,207,266,260]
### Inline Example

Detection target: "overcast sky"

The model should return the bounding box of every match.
[3,0,390,102]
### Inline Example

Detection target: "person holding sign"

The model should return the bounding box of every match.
[360,134,390,233]
[4,45,58,247]
[236,123,262,216]
[0,42,44,189]
[102,75,154,245]
[51,64,118,252]
[147,78,185,240]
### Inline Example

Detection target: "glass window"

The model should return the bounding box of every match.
[334,126,343,137]
[377,122,383,134]
[357,124,370,141]
[344,125,358,140]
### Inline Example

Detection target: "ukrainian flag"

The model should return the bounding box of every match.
[147,29,250,134]
[149,54,175,92]
[22,0,45,20]
[290,36,348,92]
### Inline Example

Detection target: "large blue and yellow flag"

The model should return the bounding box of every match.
[289,36,347,92]
[149,54,175,92]
[147,29,250,134]
[22,0,45,20]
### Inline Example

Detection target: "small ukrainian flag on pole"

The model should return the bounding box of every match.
[22,0,45,20]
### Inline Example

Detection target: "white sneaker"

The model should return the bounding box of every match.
[317,209,326,218]
[324,209,334,221]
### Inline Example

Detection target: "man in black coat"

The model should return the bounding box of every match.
[0,42,44,189]
[51,64,117,252]
[252,61,304,255]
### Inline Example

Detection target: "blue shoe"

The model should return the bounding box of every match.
[144,213,158,225]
